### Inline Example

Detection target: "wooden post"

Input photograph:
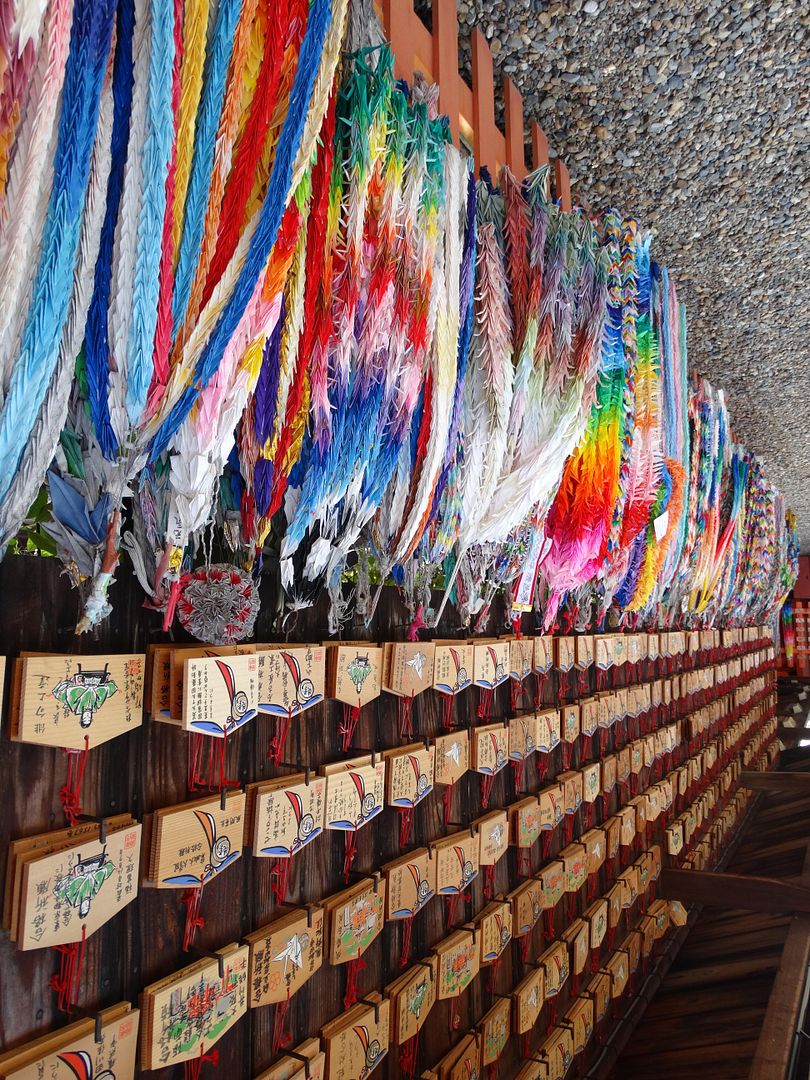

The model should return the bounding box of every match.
[740,770,810,794]
[531,121,549,169]
[503,78,526,181]
[471,28,499,178]
[554,158,572,211]
[432,0,460,148]
[660,868,810,915]
[382,0,413,82]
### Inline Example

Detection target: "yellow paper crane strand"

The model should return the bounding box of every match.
[235,0,267,145]
[171,0,210,265]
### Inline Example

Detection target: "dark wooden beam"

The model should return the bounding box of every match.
[741,769,810,793]
[660,868,810,915]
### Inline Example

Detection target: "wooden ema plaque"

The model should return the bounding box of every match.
[508,878,543,937]
[594,635,613,671]
[562,918,589,977]
[435,928,480,1000]
[145,790,245,888]
[509,638,534,682]
[508,713,539,762]
[246,906,324,1006]
[601,754,617,796]
[539,784,564,833]
[536,708,560,753]
[560,843,586,894]
[558,770,582,814]
[326,644,383,708]
[513,964,545,1034]
[475,809,508,866]
[510,796,542,850]
[470,723,508,776]
[383,848,436,919]
[437,1032,481,1080]
[580,828,606,877]
[323,876,385,965]
[604,949,629,998]
[555,637,575,673]
[182,654,258,737]
[566,996,594,1055]
[579,697,598,738]
[472,640,509,689]
[163,645,253,725]
[432,830,479,894]
[139,944,249,1070]
[533,635,553,674]
[255,1037,324,1080]
[321,755,385,832]
[561,704,580,745]
[15,820,141,950]
[384,743,435,808]
[321,993,389,1080]
[582,762,600,804]
[537,1025,574,1080]
[432,642,474,696]
[575,635,594,669]
[10,653,144,750]
[386,956,437,1043]
[476,899,511,964]
[479,996,510,1066]
[256,646,325,716]
[586,970,611,1024]
[433,731,469,786]
[535,860,564,911]
[382,641,436,698]
[0,1003,138,1079]
[3,814,132,936]
[539,940,569,998]
[247,772,326,858]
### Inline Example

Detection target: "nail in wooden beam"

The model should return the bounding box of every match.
[554,157,572,211]
[432,0,460,148]
[471,27,499,178]
[503,78,527,181]
[660,868,810,915]
[383,0,413,83]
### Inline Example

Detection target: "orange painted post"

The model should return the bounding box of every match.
[531,121,549,168]
[471,28,499,177]
[554,158,572,211]
[503,78,527,180]
[433,0,461,148]
[383,0,414,82]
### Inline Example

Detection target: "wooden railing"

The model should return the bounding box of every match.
[378,0,573,210]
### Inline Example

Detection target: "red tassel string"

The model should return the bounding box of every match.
[591,948,601,974]
[534,672,547,708]
[442,694,456,731]
[445,892,463,930]
[517,847,531,880]
[543,908,556,940]
[487,1063,499,1080]
[519,935,531,965]
[587,871,598,902]
[450,993,462,1030]
[344,955,366,1009]
[541,830,554,860]
[182,884,206,951]
[562,741,572,770]
[566,892,577,922]
[487,955,501,994]
[537,751,549,782]
[60,738,91,826]
[442,783,454,829]
[50,925,87,1012]
[183,1046,219,1080]
[572,971,581,995]
[584,802,594,829]
[338,704,361,752]
[399,693,415,740]
[267,709,293,766]
[188,732,235,793]
[557,669,569,704]
[272,990,292,1054]
[581,733,593,762]
[546,999,558,1034]
[596,667,607,692]
[599,726,610,755]
[480,774,495,810]
[343,829,359,883]
[510,758,525,794]
[399,808,415,850]
[483,863,496,901]
[270,858,292,905]
[398,915,414,969]
[399,1031,421,1079]
[477,686,494,722]
[563,814,575,845]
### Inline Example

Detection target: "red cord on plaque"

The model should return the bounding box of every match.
[338,703,361,752]
[398,915,415,969]
[267,708,294,767]
[272,989,293,1054]
[399,1029,421,1079]
[343,827,359,882]
[343,954,366,1009]
[270,858,292,905]
[398,692,415,740]
[510,757,525,794]
[483,863,496,901]
[50,924,87,1012]
[441,783,455,828]
[480,773,495,811]
[59,736,90,825]
[183,1045,219,1080]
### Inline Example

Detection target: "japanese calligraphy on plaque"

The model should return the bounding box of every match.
[324,877,385,965]
[384,743,435,809]
[246,906,324,1006]
[0,1003,138,1080]
[436,929,480,999]
[471,724,508,776]
[321,994,389,1080]
[386,956,437,1044]
[432,642,474,697]
[472,641,509,689]
[382,642,435,698]
[433,731,469,787]
[432,830,479,895]
[182,654,258,737]
[321,756,385,832]
[256,646,325,717]
[383,848,436,919]
[146,791,244,888]
[10,653,144,750]
[326,644,383,708]
[248,773,326,858]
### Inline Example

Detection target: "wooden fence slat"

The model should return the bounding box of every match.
[554,157,572,211]
[503,77,527,181]
[433,0,461,147]
[470,27,500,178]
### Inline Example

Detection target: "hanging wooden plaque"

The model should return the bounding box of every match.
[539,940,570,998]
[509,638,534,683]
[475,809,509,867]
[535,861,565,911]
[438,1032,481,1080]
[555,637,575,673]
[536,708,561,753]
[246,906,324,1006]
[508,713,539,762]
[11,653,144,750]
[182,654,258,737]
[324,876,385,965]
[139,944,249,1070]
[432,642,474,697]
[513,964,544,1034]
[255,1038,324,1080]
[538,784,564,833]
[386,956,437,1044]
[561,705,580,745]
[321,755,385,832]
[248,773,326,858]
[537,1025,574,1080]
[0,1003,138,1080]
[476,899,512,964]
[533,636,553,674]
[566,995,594,1055]
[432,830,479,895]
[322,993,390,1080]
[382,641,436,698]
[508,878,543,937]
[17,821,141,950]
[562,918,589,977]
[470,723,508,776]
[384,743,435,809]
[582,899,608,951]
[472,641,509,689]
[479,996,510,1066]
[256,646,326,716]
[435,928,480,1000]
[326,644,383,708]
[509,796,542,850]
[146,791,244,888]
[433,731,469,787]
[383,848,436,920]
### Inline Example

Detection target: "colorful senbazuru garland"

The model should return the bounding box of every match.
[0,0,798,634]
